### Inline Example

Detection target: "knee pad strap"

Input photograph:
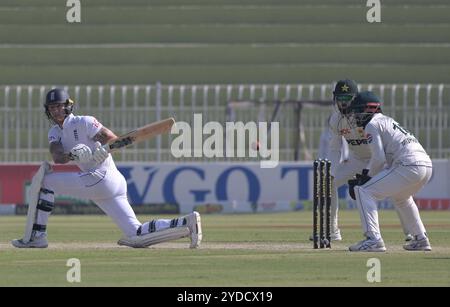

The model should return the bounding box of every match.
[32,224,47,232]
[37,199,54,212]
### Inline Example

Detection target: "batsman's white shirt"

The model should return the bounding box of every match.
[44,114,141,236]
[48,114,114,172]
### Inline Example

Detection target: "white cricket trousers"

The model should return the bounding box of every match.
[333,155,414,236]
[42,168,141,237]
[331,156,368,232]
[354,164,432,239]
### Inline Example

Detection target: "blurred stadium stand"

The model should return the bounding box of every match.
[0,0,449,84]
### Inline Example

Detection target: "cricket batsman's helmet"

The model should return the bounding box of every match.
[347,90,382,127]
[333,79,358,115]
[44,88,74,122]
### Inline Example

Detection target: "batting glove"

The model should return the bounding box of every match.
[93,141,109,164]
[70,144,92,163]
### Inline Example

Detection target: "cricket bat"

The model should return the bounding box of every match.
[104,117,175,153]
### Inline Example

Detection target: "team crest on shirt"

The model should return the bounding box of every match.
[357,127,365,137]
[92,118,100,129]
[339,128,350,135]
[73,129,79,141]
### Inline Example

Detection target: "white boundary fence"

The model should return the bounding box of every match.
[0,83,449,162]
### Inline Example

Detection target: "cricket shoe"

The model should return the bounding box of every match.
[403,236,432,251]
[184,211,202,249]
[331,229,342,241]
[349,237,386,252]
[404,234,414,242]
[309,229,342,242]
[11,233,48,248]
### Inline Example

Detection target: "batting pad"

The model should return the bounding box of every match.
[118,226,190,248]
[23,161,52,243]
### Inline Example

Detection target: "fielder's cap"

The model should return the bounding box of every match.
[45,88,70,105]
[333,79,358,96]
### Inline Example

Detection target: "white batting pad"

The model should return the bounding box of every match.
[118,226,190,248]
[23,161,52,243]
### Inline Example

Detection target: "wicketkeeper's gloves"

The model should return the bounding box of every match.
[348,169,371,200]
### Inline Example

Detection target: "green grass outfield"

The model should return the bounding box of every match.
[1,210,450,286]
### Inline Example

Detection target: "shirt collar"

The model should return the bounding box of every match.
[62,113,74,129]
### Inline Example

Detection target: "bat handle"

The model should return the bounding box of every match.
[102,143,111,153]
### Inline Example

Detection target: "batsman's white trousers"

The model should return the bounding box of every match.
[42,168,141,236]
[354,164,432,239]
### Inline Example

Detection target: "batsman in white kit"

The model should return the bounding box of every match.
[12,88,202,249]
[345,91,432,252]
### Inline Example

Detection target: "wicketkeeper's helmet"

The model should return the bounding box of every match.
[333,79,358,115]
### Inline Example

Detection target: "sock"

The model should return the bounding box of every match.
[366,231,382,241]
